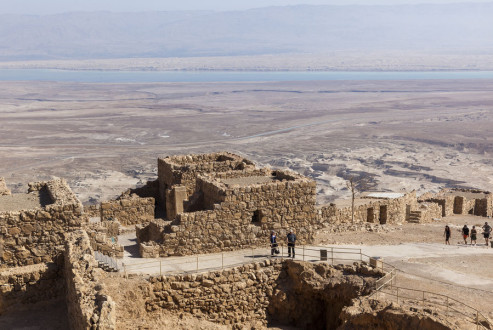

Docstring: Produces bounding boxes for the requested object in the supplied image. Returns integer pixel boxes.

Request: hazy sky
[1,0,492,15]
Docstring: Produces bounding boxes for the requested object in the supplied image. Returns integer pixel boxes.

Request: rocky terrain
[1,79,493,206]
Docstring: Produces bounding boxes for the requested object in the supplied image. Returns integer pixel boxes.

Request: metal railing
[119,244,383,278]
[95,242,490,329]
[94,250,122,272]
[372,274,491,329]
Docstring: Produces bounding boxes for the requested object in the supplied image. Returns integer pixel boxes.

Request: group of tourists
[270,230,297,258]
[444,222,492,246]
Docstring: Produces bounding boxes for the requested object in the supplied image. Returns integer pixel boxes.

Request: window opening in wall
[252,210,261,224]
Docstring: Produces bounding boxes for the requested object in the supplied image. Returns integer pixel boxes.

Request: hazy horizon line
[2,1,493,16]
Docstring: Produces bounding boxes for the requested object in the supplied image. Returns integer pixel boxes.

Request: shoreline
[1,53,493,72]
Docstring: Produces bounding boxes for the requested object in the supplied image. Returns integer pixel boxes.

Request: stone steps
[407,211,422,223]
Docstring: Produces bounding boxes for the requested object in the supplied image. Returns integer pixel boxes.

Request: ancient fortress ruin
[1,152,492,329]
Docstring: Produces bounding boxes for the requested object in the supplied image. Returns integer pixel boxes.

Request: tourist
[483,222,492,247]
[270,231,278,256]
[471,226,477,246]
[444,225,451,245]
[287,230,296,258]
[462,225,470,245]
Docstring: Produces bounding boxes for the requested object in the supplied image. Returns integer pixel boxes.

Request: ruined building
[137,152,318,257]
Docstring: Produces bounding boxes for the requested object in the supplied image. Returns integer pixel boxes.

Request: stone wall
[0,177,11,196]
[87,229,124,258]
[318,191,419,225]
[423,189,493,218]
[144,259,383,328]
[0,179,84,267]
[157,152,255,207]
[138,171,318,257]
[84,204,100,218]
[414,202,443,223]
[100,195,154,225]
[0,261,64,311]
[64,230,116,330]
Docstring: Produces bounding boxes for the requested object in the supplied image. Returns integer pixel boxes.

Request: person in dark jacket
[287,230,296,258]
[462,225,470,245]
[444,225,451,245]
[270,231,278,256]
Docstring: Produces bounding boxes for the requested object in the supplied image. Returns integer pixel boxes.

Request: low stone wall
[64,230,116,330]
[144,259,383,328]
[87,229,124,258]
[0,261,64,311]
[416,202,443,223]
[0,179,84,267]
[100,195,154,225]
[0,177,10,196]
[318,191,419,225]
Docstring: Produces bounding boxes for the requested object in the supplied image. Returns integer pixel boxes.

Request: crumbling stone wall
[318,191,419,225]
[100,195,154,225]
[0,179,84,267]
[87,229,124,258]
[84,204,100,218]
[138,170,317,257]
[64,230,116,330]
[414,202,443,223]
[0,177,10,196]
[157,152,255,208]
[0,261,64,312]
[144,259,382,329]
[424,189,493,218]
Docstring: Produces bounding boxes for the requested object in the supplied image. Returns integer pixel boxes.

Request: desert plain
[1,77,493,328]
[1,78,493,204]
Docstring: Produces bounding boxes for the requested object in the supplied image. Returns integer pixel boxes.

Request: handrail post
[159,261,162,276]
[331,247,334,265]
[476,311,479,329]
[422,291,425,312]
[196,256,199,271]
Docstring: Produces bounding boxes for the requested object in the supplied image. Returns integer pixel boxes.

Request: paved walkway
[114,231,492,286]
[116,231,363,276]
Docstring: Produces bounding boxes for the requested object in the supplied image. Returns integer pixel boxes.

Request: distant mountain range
[0,3,492,61]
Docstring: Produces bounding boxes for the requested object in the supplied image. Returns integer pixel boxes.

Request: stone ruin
[421,188,493,218]
[137,153,318,257]
[1,154,493,329]
[78,152,492,258]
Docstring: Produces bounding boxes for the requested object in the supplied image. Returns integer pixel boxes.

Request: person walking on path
[462,225,470,245]
[444,225,451,245]
[287,230,296,258]
[471,226,477,246]
[483,222,492,247]
[270,231,278,256]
